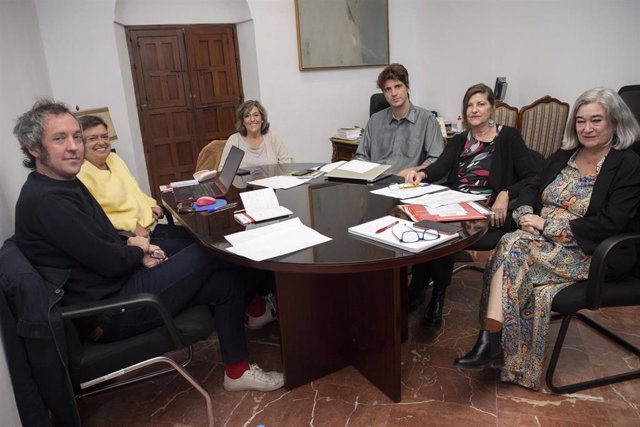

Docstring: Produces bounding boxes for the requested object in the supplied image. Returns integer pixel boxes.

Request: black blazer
[517,148,640,257]
[424,126,539,202]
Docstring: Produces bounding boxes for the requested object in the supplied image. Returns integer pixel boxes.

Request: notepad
[238,188,292,223]
[348,215,458,253]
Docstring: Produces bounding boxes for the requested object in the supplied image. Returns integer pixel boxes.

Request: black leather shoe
[424,287,445,326]
[454,330,504,371]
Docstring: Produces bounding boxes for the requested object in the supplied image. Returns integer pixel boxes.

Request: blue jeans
[96,243,248,364]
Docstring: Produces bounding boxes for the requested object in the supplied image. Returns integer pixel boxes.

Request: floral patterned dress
[480,151,602,390]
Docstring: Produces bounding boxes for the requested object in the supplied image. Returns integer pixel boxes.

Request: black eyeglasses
[391,224,440,243]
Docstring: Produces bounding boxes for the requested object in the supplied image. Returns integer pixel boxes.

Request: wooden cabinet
[330,137,360,162]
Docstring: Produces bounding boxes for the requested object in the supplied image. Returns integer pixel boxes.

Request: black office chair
[0,239,216,426]
[618,85,640,124]
[546,232,640,394]
[369,93,390,116]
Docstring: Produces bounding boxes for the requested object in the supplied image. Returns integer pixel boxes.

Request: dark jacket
[517,148,640,272]
[424,126,539,203]
[0,238,80,427]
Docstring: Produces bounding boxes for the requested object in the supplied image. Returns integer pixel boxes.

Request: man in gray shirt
[356,63,444,176]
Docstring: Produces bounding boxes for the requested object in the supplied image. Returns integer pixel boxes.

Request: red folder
[400,202,488,222]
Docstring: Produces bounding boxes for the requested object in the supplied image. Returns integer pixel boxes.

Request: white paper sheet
[319,161,346,173]
[427,204,467,217]
[401,189,487,208]
[370,183,448,199]
[248,175,311,189]
[337,159,379,173]
[239,188,292,222]
[225,218,331,261]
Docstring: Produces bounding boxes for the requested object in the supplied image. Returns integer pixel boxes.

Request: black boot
[424,286,445,327]
[454,330,504,371]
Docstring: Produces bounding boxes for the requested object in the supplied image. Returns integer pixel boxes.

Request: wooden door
[127,25,243,198]
[186,26,242,155]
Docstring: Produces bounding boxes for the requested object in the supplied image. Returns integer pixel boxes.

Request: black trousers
[97,243,248,365]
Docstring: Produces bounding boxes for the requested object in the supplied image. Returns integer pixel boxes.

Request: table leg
[275,267,403,402]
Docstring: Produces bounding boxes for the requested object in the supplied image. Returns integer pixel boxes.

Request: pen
[376,220,399,234]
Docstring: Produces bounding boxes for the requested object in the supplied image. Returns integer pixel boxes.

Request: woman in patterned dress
[404,84,538,325]
[454,87,640,390]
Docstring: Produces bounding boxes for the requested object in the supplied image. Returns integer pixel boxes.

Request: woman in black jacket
[405,83,538,325]
[453,87,640,390]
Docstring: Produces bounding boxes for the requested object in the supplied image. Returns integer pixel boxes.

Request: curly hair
[236,100,270,136]
[13,99,74,170]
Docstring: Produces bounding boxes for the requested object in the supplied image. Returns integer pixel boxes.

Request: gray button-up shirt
[355,104,444,175]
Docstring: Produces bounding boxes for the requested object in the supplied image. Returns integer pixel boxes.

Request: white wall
[35,0,640,188]
[0,0,49,423]
[418,0,640,120]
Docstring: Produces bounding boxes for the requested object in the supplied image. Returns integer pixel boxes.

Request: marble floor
[77,262,640,426]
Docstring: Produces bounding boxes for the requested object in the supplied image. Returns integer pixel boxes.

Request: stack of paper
[348,215,458,253]
[225,218,331,261]
[326,160,391,183]
[370,183,448,199]
[336,127,363,139]
[399,202,489,222]
[401,189,487,208]
[248,175,311,189]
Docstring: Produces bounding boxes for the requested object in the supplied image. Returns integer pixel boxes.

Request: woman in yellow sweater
[77,115,275,329]
[77,115,192,255]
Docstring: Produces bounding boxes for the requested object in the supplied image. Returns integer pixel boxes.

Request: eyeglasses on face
[391,224,439,243]
[84,134,110,143]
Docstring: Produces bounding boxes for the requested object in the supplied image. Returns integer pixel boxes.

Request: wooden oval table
[162,163,488,402]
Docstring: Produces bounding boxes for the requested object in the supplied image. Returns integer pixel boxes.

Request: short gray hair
[562,87,640,150]
[13,99,74,169]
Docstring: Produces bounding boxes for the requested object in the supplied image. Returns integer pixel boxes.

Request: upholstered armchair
[518,96,570,159]
[493,101,518,128]
[195,139,227,172]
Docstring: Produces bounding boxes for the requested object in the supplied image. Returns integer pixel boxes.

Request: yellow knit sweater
[77,153,158,233]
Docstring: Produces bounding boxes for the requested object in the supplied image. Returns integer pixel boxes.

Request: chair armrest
[59,293,184,348]
[162,205,175,226]
[586,232,640,309]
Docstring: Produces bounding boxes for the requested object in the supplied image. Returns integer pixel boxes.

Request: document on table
[370,183,448,199]
[248,175,311,189]
[225,218,331,261]
[338,159,379,173]
[401,189,487,208]
[348,215,458,253]
[239,187,292,222]
[319,161,346,173]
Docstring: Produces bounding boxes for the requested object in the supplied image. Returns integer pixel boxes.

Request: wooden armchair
[494,101,518,128]
[518,96,569,159]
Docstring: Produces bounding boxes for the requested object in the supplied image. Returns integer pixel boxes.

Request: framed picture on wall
[295,0,389,70]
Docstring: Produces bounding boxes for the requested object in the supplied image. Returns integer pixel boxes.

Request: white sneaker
[223,364,284,392]
[245,294,277,330]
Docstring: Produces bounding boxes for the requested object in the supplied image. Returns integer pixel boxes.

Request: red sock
[246,294,266,317]
[225,360,250,379]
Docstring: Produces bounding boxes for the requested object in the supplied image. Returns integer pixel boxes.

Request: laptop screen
[218,145,244,189]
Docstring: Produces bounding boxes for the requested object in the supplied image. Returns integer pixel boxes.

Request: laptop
[173,145,245,202]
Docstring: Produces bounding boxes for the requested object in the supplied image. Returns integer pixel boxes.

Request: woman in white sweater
[219,100,292,169]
